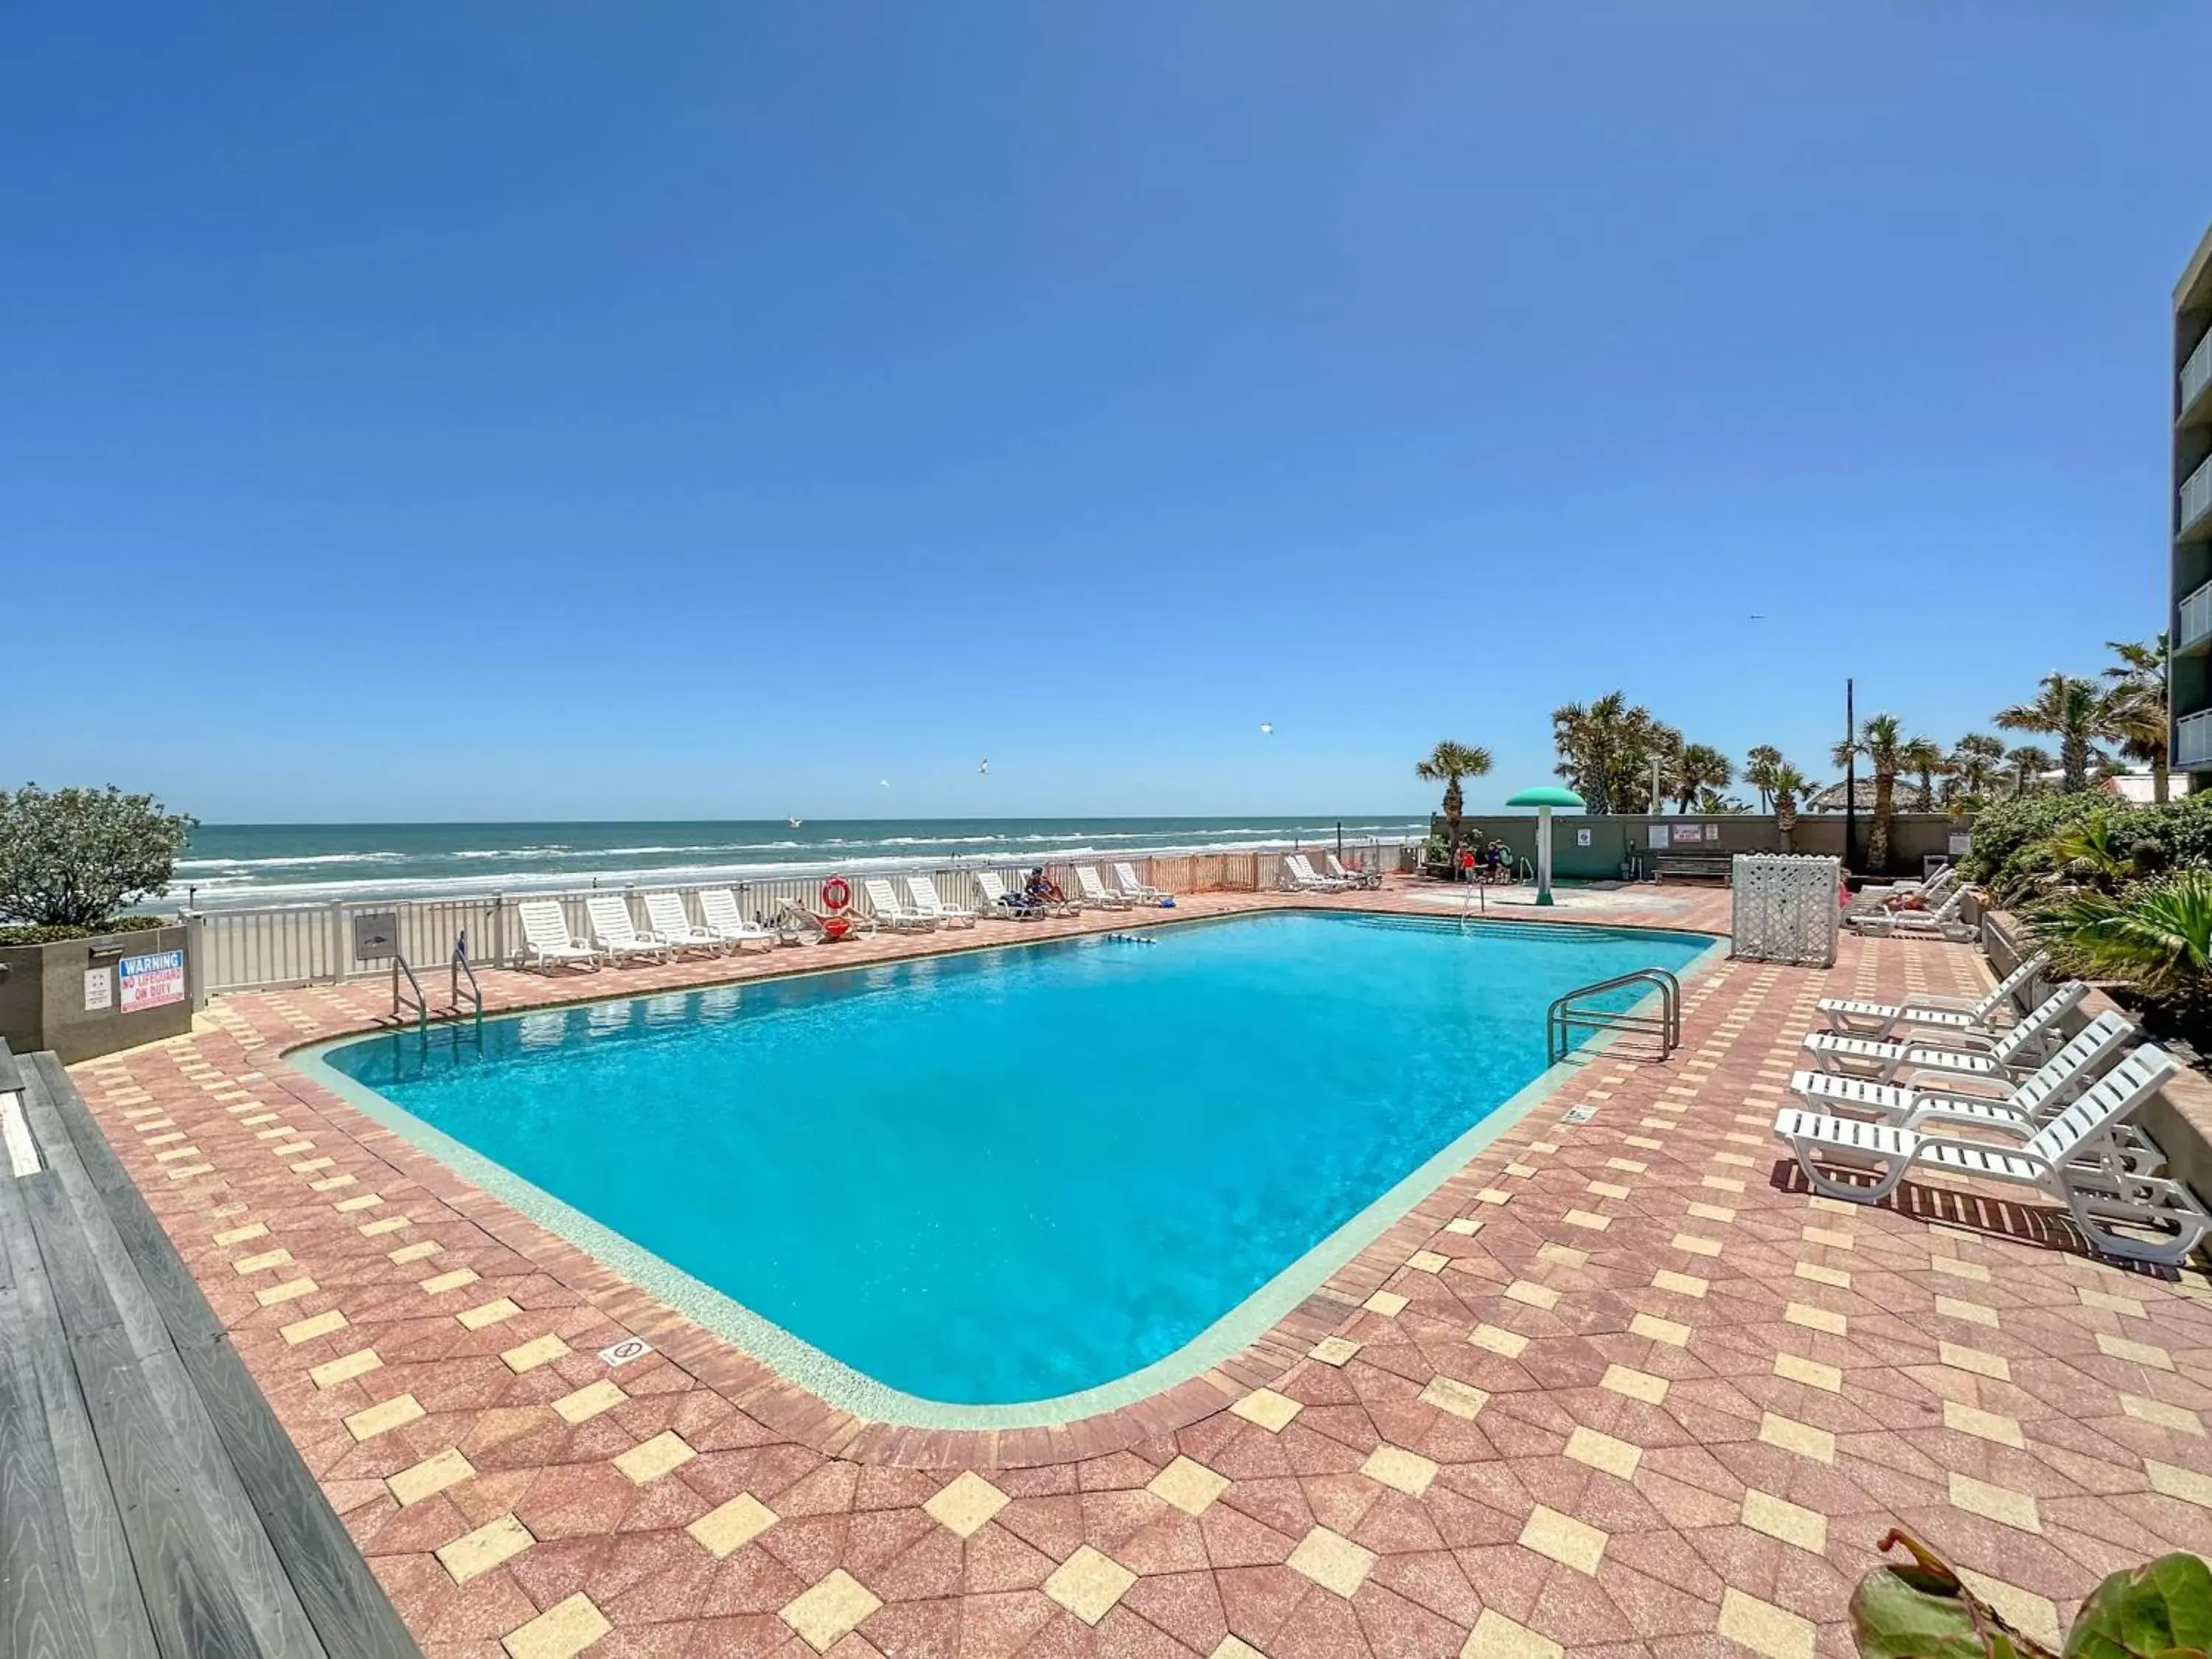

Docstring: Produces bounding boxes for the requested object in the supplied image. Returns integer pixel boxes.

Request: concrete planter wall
[1430,813,1969,883]
[0,925,193,1064]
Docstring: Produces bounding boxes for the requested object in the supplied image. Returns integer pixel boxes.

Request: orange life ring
[821,876,852,911]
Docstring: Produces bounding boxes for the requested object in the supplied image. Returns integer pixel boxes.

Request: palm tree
[1996,672,2108,793]
[1899,735,1947,813]
[2036,870,2212,1006]
[1692,787,1750,815]
[1769,762,1815,852]
[1833,713,1919,874]
[2004,744,2054,799]
[2104,635,2171,804]
[1551,694,1674,815]
[1946,733,2006,807]
[1415,740,1494,865]
[1745,745,1783,813]
[1672,744,1734,813]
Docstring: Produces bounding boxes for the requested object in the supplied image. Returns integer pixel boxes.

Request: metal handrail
[451,931,483,1020]
[391,954,428,1037]
[1547,967,1681,1065]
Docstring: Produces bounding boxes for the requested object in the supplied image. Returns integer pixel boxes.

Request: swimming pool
[305,911,1715,1424]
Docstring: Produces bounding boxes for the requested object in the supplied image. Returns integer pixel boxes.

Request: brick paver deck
[65,882,2212,1659]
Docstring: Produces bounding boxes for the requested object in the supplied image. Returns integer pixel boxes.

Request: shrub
[0,917,170,947]
[2133,838,2171,876]
[0,785,195,928]
[1961,791,2111,886]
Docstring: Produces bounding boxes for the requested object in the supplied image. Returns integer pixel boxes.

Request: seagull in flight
[978,759,990,775]
[878,779,891,790]
[1259,721,1273,736]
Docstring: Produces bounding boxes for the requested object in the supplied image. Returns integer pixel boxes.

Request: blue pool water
[319,913,1708,1410]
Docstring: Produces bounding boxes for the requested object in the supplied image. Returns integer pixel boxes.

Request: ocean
[170,817,1427,911]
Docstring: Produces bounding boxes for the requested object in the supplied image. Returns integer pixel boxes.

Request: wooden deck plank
[34,1057,414,1659]
[0,1276,105,1659]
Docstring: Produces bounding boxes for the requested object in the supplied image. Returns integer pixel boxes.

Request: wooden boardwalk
[0,1040,419,1659]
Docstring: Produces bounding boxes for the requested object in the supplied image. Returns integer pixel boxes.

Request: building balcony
[2180,709,2212,771]
[2184,580,2212,655]
[2187,325,2212,423]
[2185,453,2212,540]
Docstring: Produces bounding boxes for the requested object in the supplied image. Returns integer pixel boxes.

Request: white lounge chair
[516,899,601,973]
[1324,852,1382,891]
[975,871,1045,920]
[1817,952,2050,1037]
[585,893,671,964]
[1790,1009,2137,1131]
[641,891,724,956]
[1280,854,1354,893]
[905,873,978,929]
[1773,1046,2208,1264]
[1112,862,1169,904]
[1860,863,1959,904]
[1847,888,1972,939]
[698,888,778,951]
[1074,866,1133,909]
[863,877,936,931]
[1798,981,2086,1085]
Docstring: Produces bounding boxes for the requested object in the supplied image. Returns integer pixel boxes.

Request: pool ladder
[391,933,485,1036]
[1546,967,1681,1066]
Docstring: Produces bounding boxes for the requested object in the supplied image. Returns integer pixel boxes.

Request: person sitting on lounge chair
[1026,868,1068,907]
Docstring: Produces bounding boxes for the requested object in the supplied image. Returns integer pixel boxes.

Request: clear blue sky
[4,3,2205,823]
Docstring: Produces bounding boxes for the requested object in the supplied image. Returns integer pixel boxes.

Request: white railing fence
[185,842,1421,997]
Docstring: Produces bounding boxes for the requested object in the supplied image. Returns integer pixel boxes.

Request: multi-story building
[2171,223,2212,785]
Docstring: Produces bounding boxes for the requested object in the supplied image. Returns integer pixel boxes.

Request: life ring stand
[821,876,852,911]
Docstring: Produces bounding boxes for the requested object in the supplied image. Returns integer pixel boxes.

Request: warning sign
[119,950,185,1012]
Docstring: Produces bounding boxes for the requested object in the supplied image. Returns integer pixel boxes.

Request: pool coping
[286,908,1728,1442]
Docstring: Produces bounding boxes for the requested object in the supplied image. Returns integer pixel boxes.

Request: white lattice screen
[1730,853,1840,967]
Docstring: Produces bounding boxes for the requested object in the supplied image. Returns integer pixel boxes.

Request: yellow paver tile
[308,1174,355,1192]
[335,1193,383,1213]
[1702,1175,1745,1194]
[1956,1572,2062,1650]
[286,1153,330,1170]
[552,1380,625,1423]
[389,1447,476,1506]
[2080,1287,2146,1317]
[1470,1323,1529,1358]
[232,1248,292,1275]
[1631,1312,1691,1347]
[1601,1364,1668,1404]
[501,1333,571,1373]
[1444,1217,1483,1235]
[1652,1270,1707,1298]
[1505,1279,1559,1310]
[1407,1251,1450,1273]
[1229,1388,1302,1432]
[388,1239,442,1265]
[1585,1182,1630,1201]
[1944,1399,2024,1448]
[1476,1188,1511,1205]
[1950,1472,2041,1532]
[1286,1526,1376,1599]
[2148,1460,2212,1509]
[213,1221,268,1246]
[1310,1335,1360,1366]
[502,1592,610,1659]
[1563,1426,1640,1480]
[345,1392,425,1441]
[459,1298,522,1330]
[689,1492,779,1557]
[1462,1610,1562,1659]
[1940,1340,2011,1381]
[1364,1290,1409,1317]
[1801,1225,1854,1250]
[2122,1394,2203,1436]
[1719,1587,1814,1659]
[1147,1455,1230,1517]
[1537,1242,1587,1268]
[614,1430,695,1484]
[438,1514,534,1585]
[1214,1641,1268,1659]
[1044,1545,1138,1623]
[420,1267,479,1295]
[256,1277,316,1307]
[925,1470,1009,1537]
[1672,1234,1722,1257]
[1742,1489,1826,1553]
[281,1309,347,1345]
[2099,1333,2174,1369]
[1518,1505,1606,1575]
[1794,1262,1851,1288]
[1931,1256,1990,1283]
[1774,1353,1841,1393]
[360,1216,408,1237]
[1759,1412,1834,1464]
[310,1348,382,1389]
[1419,1375,1489,1419]
[1784,1301,1846,1335]
[1561,1209,1612,1231]
[1937,1295,2000,1329]
[1362,1444,1439,1497]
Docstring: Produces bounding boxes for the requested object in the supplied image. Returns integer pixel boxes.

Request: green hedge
[1965,790,2212,900]
[0,916,171,947]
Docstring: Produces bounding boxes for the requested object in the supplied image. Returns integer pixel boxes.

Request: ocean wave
[175,851,408,871]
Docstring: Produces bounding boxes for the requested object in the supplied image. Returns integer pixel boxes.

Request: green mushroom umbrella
[1503,786,1586,906]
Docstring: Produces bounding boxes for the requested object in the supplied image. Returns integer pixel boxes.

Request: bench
[1653,852,1733,883]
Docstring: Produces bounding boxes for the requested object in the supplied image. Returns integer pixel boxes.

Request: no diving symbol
[598,1337,653,1368]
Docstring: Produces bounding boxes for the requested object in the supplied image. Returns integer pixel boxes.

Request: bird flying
[1259,722,1273,735]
